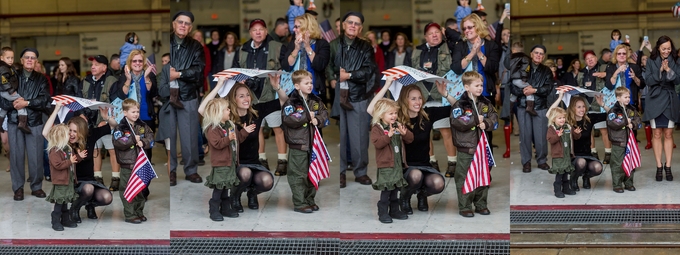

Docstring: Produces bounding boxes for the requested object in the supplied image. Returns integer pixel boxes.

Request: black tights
[73,184,113,209]
[405,169,445,195]
[573,158,603,178]
[236,167,274,194]
[380,189,398,203]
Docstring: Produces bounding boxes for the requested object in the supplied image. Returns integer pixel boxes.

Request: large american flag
[463,131,495,194]
[146,53,157,75]
[382,68,419,86]
[309,126,331,189]
[319,19,337,43]
[123,150,157,202]
[52,95,85,111]
[622,129,641,177]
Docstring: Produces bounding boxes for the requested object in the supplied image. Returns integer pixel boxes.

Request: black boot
[70,205,82,223]
[220,197,239,218]
[445,161,456,178]
[389,200,408,220]
[416,190,429,211]
[562,180,575,195]
[275,159,288,176]
[430,160,440,172]
[603,152,611,164]
[51,211,64,231]
[665,163,673,181]
[208,199,224,221]
[554,180,565,198]
[60,206,77,228]
[377,201,392,223]
[570,172,580,192]
[85,204,98,219]
[247,189,259,210]
[400,190,413,215]
[582,176,591,189]
[231,190,244,213]
[656,166,664,182]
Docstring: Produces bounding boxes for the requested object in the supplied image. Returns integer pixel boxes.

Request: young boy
[606,87,640,193]
[281,70,329,213]
[0,47,29,133]
[450,71,497,218]
[112,98,154,224]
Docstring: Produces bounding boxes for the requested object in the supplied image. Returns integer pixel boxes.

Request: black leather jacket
[0,70,51,127]
[57,75,82,97]
[510,62,554,110]
[327,35,376,102]
[170,33,205,102]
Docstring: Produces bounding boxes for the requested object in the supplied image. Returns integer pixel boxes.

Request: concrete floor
[509,131,680,205]
[0,146,170,240]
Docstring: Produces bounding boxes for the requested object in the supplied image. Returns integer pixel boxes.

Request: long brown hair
[67,116,88,152]
[219,32,241,52]
[388,33,412,53]
[226,83,258,125]
[57,57,79,84]
[396,85,429,130]
[567,96,590,127]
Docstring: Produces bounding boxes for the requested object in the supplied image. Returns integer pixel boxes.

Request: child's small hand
[556,128,563,137]
[243,123,256,133]
[311,118,318,126]
[478,115,484,123]
[387,125,395,137]
[397,123,408,135]
[70,154,78,164]
[478,122,486,130]
[228,131,236,140]
[78,149,87,159]
[628,123,633,129]
[137,140,144,148]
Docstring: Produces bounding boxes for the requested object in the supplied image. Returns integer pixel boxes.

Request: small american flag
[463,131,494,194]
[622,129,641,177]
[146,54,157,75]
[309,126,331,189]
[123,150,157,202]
[52,95,85,111]
[488,24,497,40]
[319,19,337,43]
[382,68,419,86]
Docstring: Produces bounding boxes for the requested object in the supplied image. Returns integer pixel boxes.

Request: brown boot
[169,88,184,109]
[525,100,538,116]
[339,89,354,110]
[18,115,31,134]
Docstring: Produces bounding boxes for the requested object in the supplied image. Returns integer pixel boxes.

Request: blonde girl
[546,108,579,198]
[45,124,80,231]
[201,97,246,221]
[370,98,412,223]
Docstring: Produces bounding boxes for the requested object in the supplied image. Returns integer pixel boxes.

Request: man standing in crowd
[581,50,609,161]
[83,55,120,189]
[168,11,205,186]
[2,48,50,201]
[328,12,376,188]
[109,54,122,77]
[232,19,287,173]
[598,48,612,66]
[270,18,290,43]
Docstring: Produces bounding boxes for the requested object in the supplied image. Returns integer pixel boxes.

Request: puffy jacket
[112,118,154,169]
[170,33,205,102]
[327,35,377,102]
[281,90,329,151]
[510,62,553,110]
[451,39,501,96]
[57,75,82,97]
[450,93,498,154]
[0,69,51,127]
[280,38,331,97]
[606,103,641,146]
[233,35,282,103]
[83,70,118,102]
[411,42,451,102]
[0,61,18,94]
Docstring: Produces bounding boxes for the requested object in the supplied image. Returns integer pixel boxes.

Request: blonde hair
[125,49,148,70]
[612,44,630,64]
[202,98,231,133]
[295,14,322,40]
[371,98,399,125]
[461,14,489,41]
[615,86,630,98]
[462,71,484,87]
[547,107,567,127]
[122,98,140,111]
[292,70,313,85]
[46,124,71,152]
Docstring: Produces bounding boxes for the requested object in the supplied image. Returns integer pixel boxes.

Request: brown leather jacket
[547,125,580,159]
[370,123,414,169]
[450,94,498,154]
[112,118,154,169]
[281,90,329,151]
[205,122,249,167]
[606,103,641,147]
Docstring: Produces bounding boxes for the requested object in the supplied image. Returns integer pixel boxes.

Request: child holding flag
[198,76,250,221]
[281,70,329,214]
[450,71,497,218]
[112,98,154,224]
[45,124,80,231]
[605,87,641,193]
[546,107,578,198]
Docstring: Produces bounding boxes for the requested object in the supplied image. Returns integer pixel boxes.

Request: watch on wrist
[479,55,485,61]
[178,72,182,78]
[307,50,313,56]
[348,72,352,79]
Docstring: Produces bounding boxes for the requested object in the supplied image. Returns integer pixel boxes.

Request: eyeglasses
[22,56,37,60]
[616,52,627,55]
[462,25,475,32]
[293,25,300,29]
[131,59,144,63]
[345,20,362,27]
[175,20,192,27]
[532,51,545,56]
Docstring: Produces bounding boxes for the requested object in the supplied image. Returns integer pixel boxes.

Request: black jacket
[233,35,282,102]
[170,33,205,102]
[445,27,461,53]
[510,62,554,110]
[451,39,501,96]
[83,70,118,103]
[280,39,331,96]
[112,118,153,169]
[327,36,377,102]
[213,46,240,73]
[0,70,51,126]
[606,103,641,146]
[109,72,159,120]
[56,75,82,97]
[385,48,413,69]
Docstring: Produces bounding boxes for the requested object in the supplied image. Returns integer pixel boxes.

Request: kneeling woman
[44,103,118,222]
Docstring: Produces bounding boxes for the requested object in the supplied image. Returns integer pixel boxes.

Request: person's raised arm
[367,75,395,116]
[199,76,227,115]
[270,73,288,106]
[546,90,564,117]
[42,102,63,137]
[436,80,458,106]
[99,106,118,128]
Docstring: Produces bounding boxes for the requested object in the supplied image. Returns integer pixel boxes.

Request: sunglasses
[132,59,144,63]
[616,52,627,56]
[462,26,475,32]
